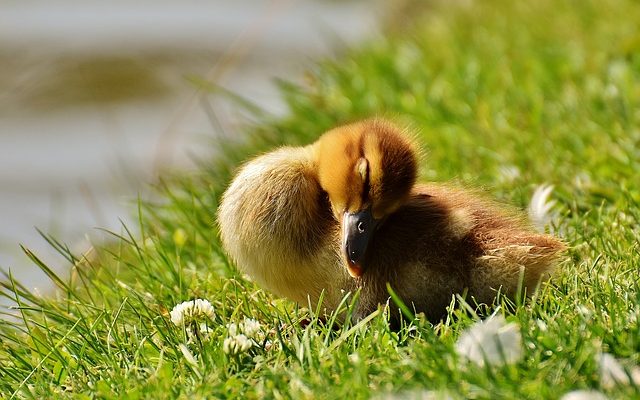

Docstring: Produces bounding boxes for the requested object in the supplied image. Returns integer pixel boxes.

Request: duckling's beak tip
[342,209,377,279]
[347,263,363,278]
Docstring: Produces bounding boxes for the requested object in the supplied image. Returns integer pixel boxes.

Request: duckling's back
[217,147,352,310]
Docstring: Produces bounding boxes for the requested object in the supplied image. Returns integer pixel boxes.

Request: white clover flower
[223,317,266,356]
[227,322,239,337]
[241,318,262,339]
[227,318,263,339]
[528,184,557,233]
[223,334,253,355]
[371,389,453,400]
[456,315,523,367]
[170,299,215,327]
[598,352,640,388]
[560,390,608,400]
[632,368,640,386]
[599,352,628,388]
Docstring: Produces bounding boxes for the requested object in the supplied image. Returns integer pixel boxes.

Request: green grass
[2,0,640,398]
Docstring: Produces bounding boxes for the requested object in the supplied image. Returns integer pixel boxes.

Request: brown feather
[356,183,566,322]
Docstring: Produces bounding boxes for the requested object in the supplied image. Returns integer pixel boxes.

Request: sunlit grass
[1,0,640,398]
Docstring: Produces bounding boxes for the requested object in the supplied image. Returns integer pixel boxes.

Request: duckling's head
[314,119,418,278]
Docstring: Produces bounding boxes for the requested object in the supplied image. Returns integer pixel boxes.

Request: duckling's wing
[413,183,566,301]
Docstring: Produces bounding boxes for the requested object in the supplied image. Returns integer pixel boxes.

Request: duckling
[313,119,566,322]
[218,119,565,322]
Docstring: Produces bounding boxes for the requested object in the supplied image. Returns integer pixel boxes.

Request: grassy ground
[2,0,640,398]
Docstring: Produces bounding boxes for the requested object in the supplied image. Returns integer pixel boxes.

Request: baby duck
[314,120,565,321]
[218,119,566,322]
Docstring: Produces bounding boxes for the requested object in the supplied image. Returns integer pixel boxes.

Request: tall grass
[1,0,639,398]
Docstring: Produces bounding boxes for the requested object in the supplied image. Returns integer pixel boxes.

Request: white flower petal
[536,319,548,332]
[169,299,215,327]
[223,337,234,354]
[223,334,254,355]
[170,305,184,326]
[455,315,523,367]
[241,318,262,339]
[371,389,453,400]
[599,352,630,388]
[528,184,557,233]
[560,390,608,400]
[199,323,212,335]
[631,366,640,386]
[227,323,238,337]
[237,334,253,352]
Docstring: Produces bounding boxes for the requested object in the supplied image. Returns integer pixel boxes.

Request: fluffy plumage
[217,119,566,322]
[217,146,353,311]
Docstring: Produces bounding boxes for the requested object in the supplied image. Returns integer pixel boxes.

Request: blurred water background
[0,0,380,295]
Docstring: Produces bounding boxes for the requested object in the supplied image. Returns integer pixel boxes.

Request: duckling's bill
[342,209,378,277]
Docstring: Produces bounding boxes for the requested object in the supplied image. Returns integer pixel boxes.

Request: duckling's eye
[356,157,371,204]
[356,158,368,182]
[357,221,366,233]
